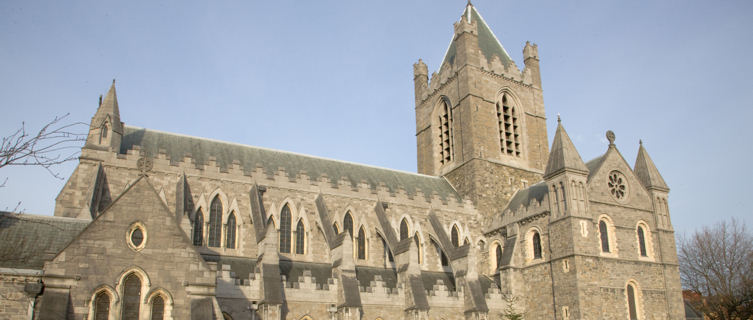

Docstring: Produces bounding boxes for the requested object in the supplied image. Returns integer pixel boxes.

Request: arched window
[93,291,110,320]
[637,226,647,257]
[208,196,223,247]
[463,237,470,246]
[496,94,521,157]
[627,284,638,320]
[399,218,409,241]
[279,204,292,253]
[552,185,560,216]
[332,222,339,235]
[295,219,305,254]
[267,215,276,228]
[100,123,108,143]
[414,234,422,264]
[495,244,503,269]
[357,227,366,260]
[560,182,567,212]
[451,225,460,248]
[226,212,237,249]
[532,232,542,259]
[343,212,354,238]
[599,220,610,253]
[150,295,164,320]
[193,211,204,246]
[121,273,141,320]
[437,99,453,165]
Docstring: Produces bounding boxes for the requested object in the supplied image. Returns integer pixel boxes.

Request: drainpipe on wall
[24,281,43,320]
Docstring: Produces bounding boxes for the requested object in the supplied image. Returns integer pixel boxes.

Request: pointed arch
[267,215,277,229]
[599,220,610,253]
[193,210,204,246]
[495,243,503,269]
[399,218,409,241]
[121,273,142,320]
[414,232,423,264]
[496,90,522,157]
[343,211,354,238]
[226,211,237,249]
[143,288,173,320]
[208,196,223,247]
[88,285,118,320]
[636,221,653,259]
[625,280,643,320]
[598,215,618,257]
[332,222,340,235]
[279,204,292,253]
[451,224,460,248]
[295,219,305,254]
[357,226,367,260]
[435,97,454,165]
[525,227,544,262]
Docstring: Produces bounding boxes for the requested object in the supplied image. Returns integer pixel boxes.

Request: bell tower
[414,3,549,217]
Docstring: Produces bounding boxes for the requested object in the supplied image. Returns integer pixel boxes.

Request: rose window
[608,171,627,200]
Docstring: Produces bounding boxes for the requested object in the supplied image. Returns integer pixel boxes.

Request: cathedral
[0,3,685,319]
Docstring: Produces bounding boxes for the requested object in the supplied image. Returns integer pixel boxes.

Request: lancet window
[343,212,354,238]
[93,291,110,320]
[208,196,222,247]
[400,218,409,241]
[121,273,141,320]
[226,212,236,249]
[193,211,204,246]
[296,219,305,254]
[150,295,164,320]
[279,204,292,253]
[357,227,366,260]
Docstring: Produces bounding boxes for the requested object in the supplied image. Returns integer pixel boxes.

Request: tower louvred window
[497,94,521,157]
[438,99,453,165]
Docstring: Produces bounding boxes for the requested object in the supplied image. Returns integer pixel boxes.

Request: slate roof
[0,212,88,270]
[121,126,461,202]
[441,4,513,68]
[585,153,607,179]
[356,266,398,290]
[505,182,548,212]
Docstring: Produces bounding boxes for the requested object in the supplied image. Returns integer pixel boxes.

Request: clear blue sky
[1,0,751,237]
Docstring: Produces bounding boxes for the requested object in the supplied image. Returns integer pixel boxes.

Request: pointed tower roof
[440,3,513,67]
[634,141,669,191]
[544,117,588,179]
[90,80,123,134]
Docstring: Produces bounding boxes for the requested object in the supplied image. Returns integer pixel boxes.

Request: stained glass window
[296,219,305,254]
[279,204,292,253]
[226,212,236,249]
[193,211,204,246]
[208,196,222,247]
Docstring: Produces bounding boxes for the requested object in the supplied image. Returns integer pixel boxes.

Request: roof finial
[639,139,643,146]
[557,113,561,123]
[467,0,472,6]
[606,130,616,146]
[112,78,116,85]
[98,94,102,106]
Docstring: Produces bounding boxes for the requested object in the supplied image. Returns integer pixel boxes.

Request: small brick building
[0,3,685,320]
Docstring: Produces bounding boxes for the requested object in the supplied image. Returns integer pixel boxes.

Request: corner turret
[413,59,428,103]
[634,140,672,230]
[85,80,123,153]
[544,117,588,218]
[523,41,541,88]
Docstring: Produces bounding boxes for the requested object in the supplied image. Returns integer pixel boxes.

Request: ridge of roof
[123,125,442,180]
[121,126,462,202]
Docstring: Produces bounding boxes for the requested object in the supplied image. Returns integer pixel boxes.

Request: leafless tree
[1,113,86,188]
[679,218,753,320]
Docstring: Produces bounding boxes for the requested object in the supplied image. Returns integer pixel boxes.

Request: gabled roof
[544,120,588,179]
[633,141,669,191]
[441,4,513,68]
[0,212,88,269]
[121,126,461,202]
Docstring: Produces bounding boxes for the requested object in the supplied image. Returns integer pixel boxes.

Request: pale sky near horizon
[1,0,751,237]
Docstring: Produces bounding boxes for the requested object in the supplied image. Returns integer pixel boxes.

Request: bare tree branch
[0,113,86,182]
[679,218,753,320]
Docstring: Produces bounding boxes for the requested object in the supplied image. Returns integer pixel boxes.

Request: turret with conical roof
[634,141,673,230]
[85,80,123,153]
[543,117,589,218]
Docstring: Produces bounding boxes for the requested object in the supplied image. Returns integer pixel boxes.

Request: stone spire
[90,80,122,135]
[634,141,669,191]
[544,117,588,179]
[85,80,123,152]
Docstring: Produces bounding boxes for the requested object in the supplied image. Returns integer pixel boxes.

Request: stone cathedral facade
[0,3,685,320]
